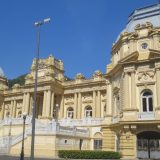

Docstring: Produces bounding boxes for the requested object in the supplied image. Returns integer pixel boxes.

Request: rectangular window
[149,97,153,112]
[94,140,102,150]
[143,98,147,112]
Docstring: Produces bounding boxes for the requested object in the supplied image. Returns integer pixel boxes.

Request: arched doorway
[137,131,160,159]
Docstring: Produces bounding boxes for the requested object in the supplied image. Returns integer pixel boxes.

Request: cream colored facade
[0,3,160,159]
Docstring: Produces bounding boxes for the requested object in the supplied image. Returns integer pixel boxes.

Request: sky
[0,0,158,79]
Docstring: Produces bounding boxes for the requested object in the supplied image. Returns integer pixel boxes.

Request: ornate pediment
[148,49,160,59]
[119,51,139,64]
[137,70,155,83]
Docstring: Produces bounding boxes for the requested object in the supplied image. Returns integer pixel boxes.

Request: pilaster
[46,90,51,118]
[96,90,101,118]
[74,93,77,119]
[13,100,16,118]
[50,92,55,118]
[156,62,160,108]
[77,92,82,119]
[25,93,30,114]
[11,100,14,117]
[0,103,5,120]
[42,91,47,117]
[131,70,136,109]
[106,80,112,116]
[22,93,26,113]
[123,72,129,109]
[93,91,96,118]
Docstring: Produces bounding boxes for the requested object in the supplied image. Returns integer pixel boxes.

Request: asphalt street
[0,155,55,160]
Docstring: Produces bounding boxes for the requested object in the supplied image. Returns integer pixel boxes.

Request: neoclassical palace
[0,3,160,159]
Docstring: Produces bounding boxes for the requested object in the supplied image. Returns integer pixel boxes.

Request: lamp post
[30,18,51,160]
[20,112,27,160]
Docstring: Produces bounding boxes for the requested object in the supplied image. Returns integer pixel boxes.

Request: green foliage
[58,150,121,159]
[8,74,27,88]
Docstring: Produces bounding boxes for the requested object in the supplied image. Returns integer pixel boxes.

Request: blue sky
[0,0,158,79]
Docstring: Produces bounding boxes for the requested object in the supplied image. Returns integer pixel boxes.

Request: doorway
[137,131,160,159]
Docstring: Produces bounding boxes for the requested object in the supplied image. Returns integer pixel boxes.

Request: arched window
[85,106,92,118]
[67,107,74,119]
[141,90,153,112]
[93,132,102,150]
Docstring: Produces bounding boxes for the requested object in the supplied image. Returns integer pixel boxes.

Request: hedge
[58,150,121,159]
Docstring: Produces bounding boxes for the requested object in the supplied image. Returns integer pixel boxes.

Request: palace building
[0,3,160,159]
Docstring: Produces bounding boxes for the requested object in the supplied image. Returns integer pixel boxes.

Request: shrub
[58,150,121,159]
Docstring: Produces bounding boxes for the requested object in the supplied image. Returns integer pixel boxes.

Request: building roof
[116,3,160,42]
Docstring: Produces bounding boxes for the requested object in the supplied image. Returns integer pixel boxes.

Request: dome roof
[115,4,160,42]
[0,67,5,77]
[125,4,160,33]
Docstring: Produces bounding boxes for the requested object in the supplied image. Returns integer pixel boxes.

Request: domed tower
[107,3,160,72]
[104,4,160,159]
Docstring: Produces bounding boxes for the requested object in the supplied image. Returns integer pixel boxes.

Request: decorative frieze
[64,86,106,94]
[64,95,74,105]
[137,70,155,82]
[4,96,23,101]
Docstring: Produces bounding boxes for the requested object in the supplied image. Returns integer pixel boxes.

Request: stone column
[11,100,14,117]
[131,71,136,109]
[74,93,77,119]
[59,94,64,119]
[93,91,96,118]
[46,90,51,118]
[123,72,129,109]
[0,103,4,120]
[106,80,112,116]
[29,96,33,115]
[96,90,101,118]
[22,93,26,113]
[77,93,82,119]
[42,91,47,117]
[156,63,160,108]
[13,100,17,117]
[25,93,30,114]
[50,92,55,118]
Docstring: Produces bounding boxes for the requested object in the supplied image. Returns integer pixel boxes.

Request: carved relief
[82,93,92,103]
[92,70,103,80]
[127,32,138,40]
[134,22,153,30]
[75,73,85,80]
[64,95,74,105]
[137,70,155,82]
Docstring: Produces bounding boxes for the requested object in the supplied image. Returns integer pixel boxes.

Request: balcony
[138,112,155,120]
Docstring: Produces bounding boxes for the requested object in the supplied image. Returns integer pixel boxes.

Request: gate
[137,131,160,159]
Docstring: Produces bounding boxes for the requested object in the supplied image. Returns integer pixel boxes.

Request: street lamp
[30,18,51,160]
[20,112,27,160]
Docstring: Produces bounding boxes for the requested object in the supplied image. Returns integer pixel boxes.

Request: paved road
[0,155,139,160]
[0,155,56,160]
